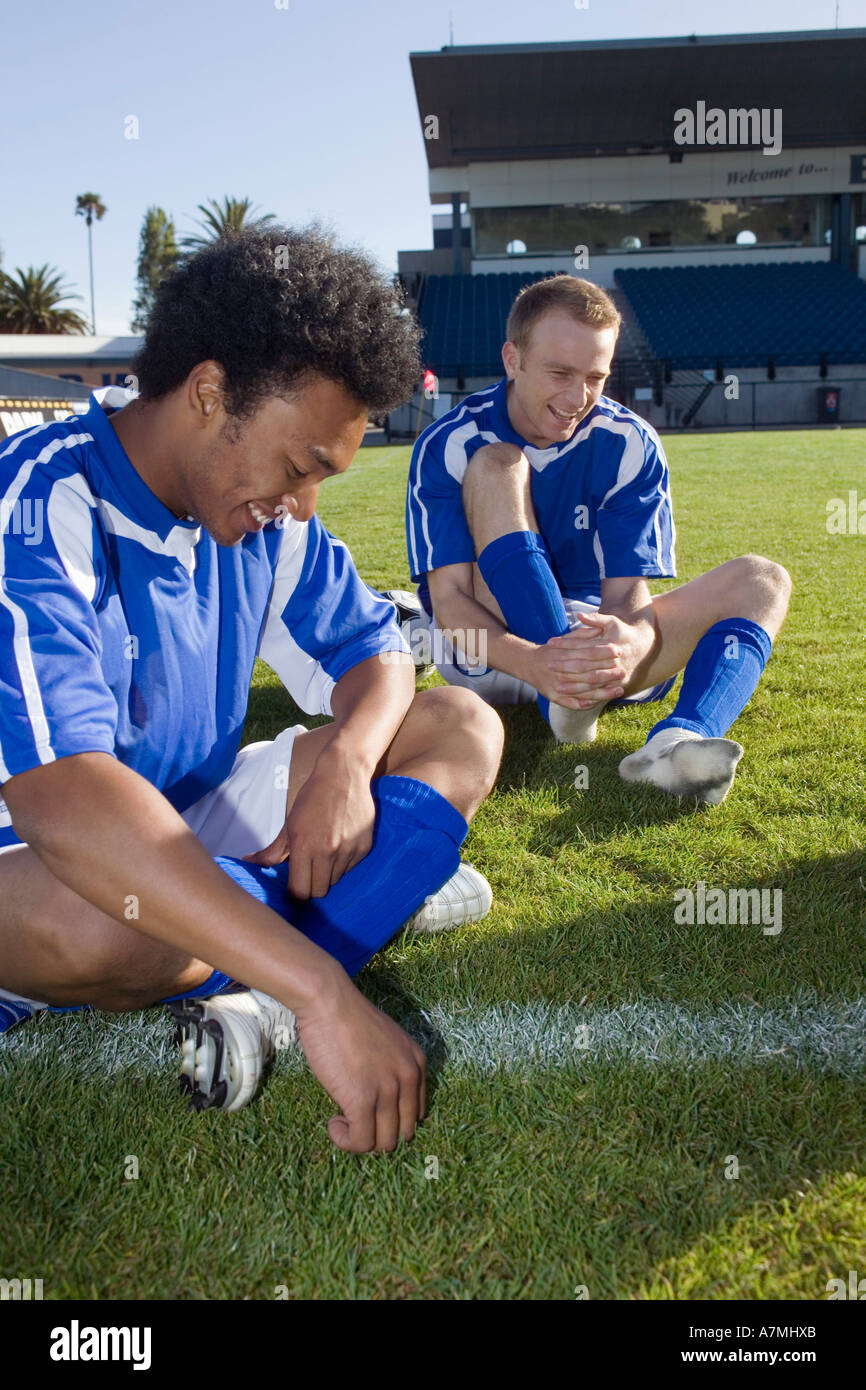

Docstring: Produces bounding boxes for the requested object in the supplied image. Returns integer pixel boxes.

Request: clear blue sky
[0,0,857,334]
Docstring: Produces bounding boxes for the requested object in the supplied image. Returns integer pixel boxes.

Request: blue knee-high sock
[649,618,772,741]
[9,779,467,1019]
[477,531,569,645]
[160,970,240,1005]
[212,775,468,980]
[477,531,570,724]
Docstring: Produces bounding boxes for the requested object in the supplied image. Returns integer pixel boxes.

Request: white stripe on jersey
[0,433,94,780]
[598,424,646,507]
[98,498,201,577]
[408,387,498,577]
[46,473,99,603]
[592,529,606,581]
[257,518,333,716]
[443,422,483,485]
[0,420,67,464]
[578,411,675,576]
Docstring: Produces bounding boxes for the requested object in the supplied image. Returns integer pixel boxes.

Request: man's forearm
[5,753,346,1014]
[600,581,659,672]
[324,651,417,775]
[431,586,539,687]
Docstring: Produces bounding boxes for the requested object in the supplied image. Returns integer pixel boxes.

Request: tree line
[0,196,275,336]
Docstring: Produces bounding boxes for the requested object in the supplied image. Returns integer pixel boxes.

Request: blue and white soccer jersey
[0,387,408,855]
[405,378,677,705]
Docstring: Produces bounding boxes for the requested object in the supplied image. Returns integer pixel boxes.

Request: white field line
[417,998,866,1074]
[1,995,865,1079]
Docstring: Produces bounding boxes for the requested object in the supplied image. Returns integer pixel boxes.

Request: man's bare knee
[728,553,792,616]
[465,696,505,796]
[97,969,205,1013]
[411,686,503,795]
[71,921,208,1011]
[462,443,533,541]
[464,441,529,479]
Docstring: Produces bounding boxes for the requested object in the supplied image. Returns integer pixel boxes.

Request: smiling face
[179,371,369,546]
[502,310,618,448]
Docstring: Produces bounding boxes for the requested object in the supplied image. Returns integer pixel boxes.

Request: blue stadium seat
[417,263,866,375]
[419,271,551,376]
[614,262,866,368]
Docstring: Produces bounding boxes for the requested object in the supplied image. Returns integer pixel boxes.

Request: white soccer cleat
[546,699,606,746]
[170,988,299,1113]
[618,727,744,805]
[407,862,493,934]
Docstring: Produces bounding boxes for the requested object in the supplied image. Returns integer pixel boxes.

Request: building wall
[645,364,866,429]
[0,336,141,389]
[422,366,866,431]
[15,364,136,388]
[470,245,832,286]
[430,145,866,208]
[399,248,471,279]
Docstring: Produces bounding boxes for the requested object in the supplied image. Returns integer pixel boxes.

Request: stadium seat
[417,263,866,377]
[419,271,552,376]
[614,262,866,368]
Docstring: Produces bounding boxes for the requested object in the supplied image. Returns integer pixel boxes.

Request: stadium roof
[0,365,91,399]
[0,335,140,365]
[410,29,866,167]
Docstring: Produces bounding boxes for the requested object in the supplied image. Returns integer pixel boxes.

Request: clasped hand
[540,610,648,708]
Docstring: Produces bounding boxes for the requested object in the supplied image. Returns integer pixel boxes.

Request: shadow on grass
[241,678,326,745]
[381,847,866,1014]
[495,703,727,847]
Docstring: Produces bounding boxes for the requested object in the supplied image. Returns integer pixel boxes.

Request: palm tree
[75,192,107,332]
[0,265,88,334]
[180,196,275,252]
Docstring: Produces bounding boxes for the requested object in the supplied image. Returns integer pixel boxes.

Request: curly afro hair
[133,224,421,417]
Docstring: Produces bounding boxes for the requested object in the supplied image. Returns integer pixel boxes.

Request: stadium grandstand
[398,29,866,430]
[0,364,90,441]
[0,336,139,440]
[0,335,138,393]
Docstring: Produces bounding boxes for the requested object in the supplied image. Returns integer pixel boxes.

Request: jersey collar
[488,377,599,470]
[84,389,201,543]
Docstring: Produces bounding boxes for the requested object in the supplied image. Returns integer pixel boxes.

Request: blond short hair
[506,275,621,350]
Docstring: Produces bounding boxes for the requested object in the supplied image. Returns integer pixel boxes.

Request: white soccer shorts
[0,723,308,864]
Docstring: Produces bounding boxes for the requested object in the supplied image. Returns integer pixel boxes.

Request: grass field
[1,429,865,1301]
